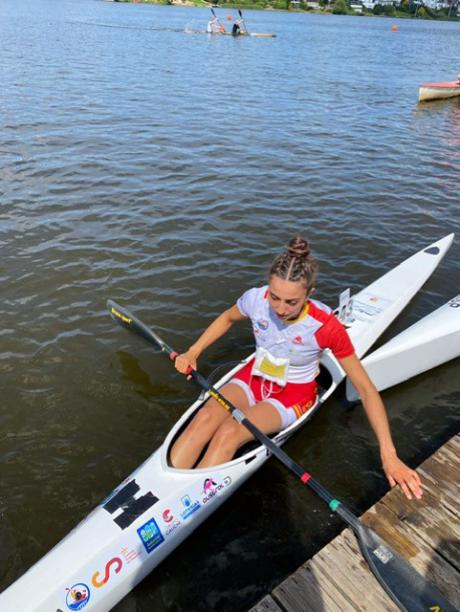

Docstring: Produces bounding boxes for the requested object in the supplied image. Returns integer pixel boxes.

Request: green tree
[333,0,348,12]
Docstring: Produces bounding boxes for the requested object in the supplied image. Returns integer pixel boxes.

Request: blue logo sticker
[137,517,165,554]
[180,494,201,519]
[66,583,90,610]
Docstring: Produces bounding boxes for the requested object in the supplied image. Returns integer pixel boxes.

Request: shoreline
[109,0,460,21]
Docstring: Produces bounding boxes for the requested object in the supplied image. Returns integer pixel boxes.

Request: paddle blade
[107,299,172,355]
[355,523,456,611]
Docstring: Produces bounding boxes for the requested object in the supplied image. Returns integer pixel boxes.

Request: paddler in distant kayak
[232,18,246,36]
[207,16,225,34]
[171,236,423,501]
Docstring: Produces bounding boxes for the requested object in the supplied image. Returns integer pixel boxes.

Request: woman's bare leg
[196,401,282,468]
[170,383,250,469]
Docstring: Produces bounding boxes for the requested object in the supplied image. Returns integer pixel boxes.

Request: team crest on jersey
[256,319,269,331]
[293,336,304,345]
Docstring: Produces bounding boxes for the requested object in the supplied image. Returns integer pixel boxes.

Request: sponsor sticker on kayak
[202,476,232,504]
[351,293,392,321]
[180,494,201,519]
[65,583,90,610]
[121,546,141,563]
[137,517,164,554]
[92,557,123,588]
[161,508,181,536]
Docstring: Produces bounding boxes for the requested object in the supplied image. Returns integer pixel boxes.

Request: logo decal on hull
[92,557,123,588]
[137,517,165,554]
[161,508,181,535]
[180,494,201,519]
[121,547,141,564]
[65,583,90,610]
[201,477,232,503]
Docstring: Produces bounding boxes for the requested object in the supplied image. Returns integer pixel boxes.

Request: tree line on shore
[206,0,459,19]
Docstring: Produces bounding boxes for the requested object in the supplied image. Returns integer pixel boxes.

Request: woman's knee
[211,420,246,454]
[191,401,224,431]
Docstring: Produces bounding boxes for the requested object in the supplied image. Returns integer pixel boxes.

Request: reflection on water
[0,0,459,610]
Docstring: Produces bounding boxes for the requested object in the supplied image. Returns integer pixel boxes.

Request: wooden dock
[250,433,459,612]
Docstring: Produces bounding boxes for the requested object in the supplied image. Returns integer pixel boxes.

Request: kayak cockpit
[163,361,334,469]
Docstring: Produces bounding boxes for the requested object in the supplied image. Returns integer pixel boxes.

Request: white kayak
[0,234,454,612]
[418,80,460,102]
[187,29,277,38]
[346,294,460,402]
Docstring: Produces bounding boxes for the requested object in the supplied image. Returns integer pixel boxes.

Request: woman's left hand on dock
[383,454,423,500]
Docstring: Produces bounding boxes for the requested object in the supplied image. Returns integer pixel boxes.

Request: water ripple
[1,1,460,609]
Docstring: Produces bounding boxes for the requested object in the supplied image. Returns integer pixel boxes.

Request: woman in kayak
[171,236,422,501]
[232,18,246,36]
[207,16,225,34]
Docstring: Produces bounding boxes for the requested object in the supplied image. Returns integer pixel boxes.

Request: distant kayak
[187,29,276,38]
[419,80,460,102]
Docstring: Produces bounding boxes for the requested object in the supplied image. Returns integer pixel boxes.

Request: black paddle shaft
[106,301,336,504]
[107,299,456,612]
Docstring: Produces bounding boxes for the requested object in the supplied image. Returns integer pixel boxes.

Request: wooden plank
[272,528,398,611]
[249,594,283,612]
[363,501,459,608]
[378,473,460,564]
[251,435,460,611]
[416,440,460,518]
[443,433,459,456]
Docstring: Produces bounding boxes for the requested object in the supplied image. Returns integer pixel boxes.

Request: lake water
[1,0,459,610]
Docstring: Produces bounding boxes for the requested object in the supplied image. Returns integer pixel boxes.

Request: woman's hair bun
[287,236,310,260]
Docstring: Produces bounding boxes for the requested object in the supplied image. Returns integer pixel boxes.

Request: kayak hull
[0,359,327,612]
[419,81,460,102]
[188,29,276,38]
[0,234,454,612]
[346,295,460,402]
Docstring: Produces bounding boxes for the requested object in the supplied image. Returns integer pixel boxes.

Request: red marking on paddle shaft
[300,473,311,484]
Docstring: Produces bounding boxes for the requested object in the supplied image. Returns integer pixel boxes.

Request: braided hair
[269,236,318,294]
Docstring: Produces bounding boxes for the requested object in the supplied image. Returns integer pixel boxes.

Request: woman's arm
[175,304,247,374]
[339,353,423,501]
